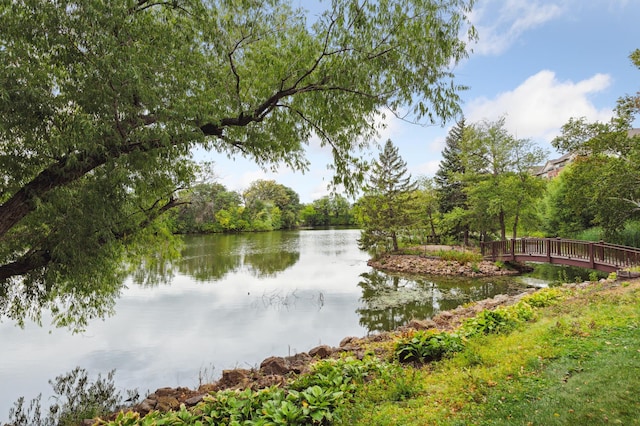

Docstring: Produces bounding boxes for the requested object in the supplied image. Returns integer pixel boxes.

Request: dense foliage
[357,120,549,251]
[460,118,547,241]
[299,195,356,228]
[172,180,304,233]
[169,181,355,232]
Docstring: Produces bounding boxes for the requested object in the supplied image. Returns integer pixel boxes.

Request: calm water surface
[1,229,529,420]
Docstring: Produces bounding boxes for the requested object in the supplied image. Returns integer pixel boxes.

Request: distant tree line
[169,179,356,233]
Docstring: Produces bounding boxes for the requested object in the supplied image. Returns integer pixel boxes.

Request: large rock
[218,368,251,389]
[136,398,155,415]
[285,352,312,374]
[405,318,437,330]
[184,394,204,406]
[339,336,359,347]
[155,395,180,411]
[308,345,333,359]
[260,356,290,375]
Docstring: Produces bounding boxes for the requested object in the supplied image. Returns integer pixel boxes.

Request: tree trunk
[499,210,506,241]
[428,210,438,243]
[391,231,399,252]
[512,200,523,240]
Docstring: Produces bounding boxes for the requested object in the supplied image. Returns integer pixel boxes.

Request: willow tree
[0,0,475,328]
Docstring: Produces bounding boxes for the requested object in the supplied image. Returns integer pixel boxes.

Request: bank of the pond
[92,277,640,425]
[103,283,540,420]
[95,250,525,421]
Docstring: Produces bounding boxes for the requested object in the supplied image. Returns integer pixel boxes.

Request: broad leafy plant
[395,330,465,364]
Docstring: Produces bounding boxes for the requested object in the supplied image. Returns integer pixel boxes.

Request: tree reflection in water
[357,270,527,333]
[177,232,300,281]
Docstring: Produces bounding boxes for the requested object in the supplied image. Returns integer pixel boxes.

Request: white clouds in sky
[471,0,565,56]
[465,70,614,142]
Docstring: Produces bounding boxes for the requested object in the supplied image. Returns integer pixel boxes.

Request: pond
[1,229,537,421]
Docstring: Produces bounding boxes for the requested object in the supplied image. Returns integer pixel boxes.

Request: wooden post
[511,239,516,261]
[589,242,595,269]
[546,238,551,263]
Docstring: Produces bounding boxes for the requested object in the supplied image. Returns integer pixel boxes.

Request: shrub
[395,330,465,364]
[290,356,385,392]
[462,302,534,337]
[431,249,483,264]
[521,288,565,308]
[7,367,138,426]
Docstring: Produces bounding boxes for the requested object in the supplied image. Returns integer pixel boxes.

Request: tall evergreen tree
[434,118,470,244]
[357,139,417,251]
[435,118,466,213]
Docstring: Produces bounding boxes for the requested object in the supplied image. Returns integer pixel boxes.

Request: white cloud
[413,159,442,177]
[471,0,565,56]
[427,134,447,154]
[465,70,614,142]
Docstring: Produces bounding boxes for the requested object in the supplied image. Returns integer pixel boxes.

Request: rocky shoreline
[367,253,520,277]
[123,289,532,419]
[119,290,535,419]
[101,251,530,422]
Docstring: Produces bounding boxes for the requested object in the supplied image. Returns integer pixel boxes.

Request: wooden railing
[480,238,640,273]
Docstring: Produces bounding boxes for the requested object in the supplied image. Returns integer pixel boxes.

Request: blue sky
[197,0,640,203]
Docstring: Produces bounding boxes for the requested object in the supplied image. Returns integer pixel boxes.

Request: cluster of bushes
[431,249,483,264]
[394,288,565,364]
[98,357,385,426]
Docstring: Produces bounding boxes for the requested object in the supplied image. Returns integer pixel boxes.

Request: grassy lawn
[335,281,640,426]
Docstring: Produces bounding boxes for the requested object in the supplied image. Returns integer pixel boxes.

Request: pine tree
[435,118,467,213]
[434,118,471,245]
[357,139,417,251]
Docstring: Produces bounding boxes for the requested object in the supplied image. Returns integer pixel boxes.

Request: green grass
[334,283,640,426]
[574,221,640,248]
[483,329,639,425]
[431,249,483,264]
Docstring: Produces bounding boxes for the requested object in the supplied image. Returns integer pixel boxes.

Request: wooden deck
[480,238,640,273]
